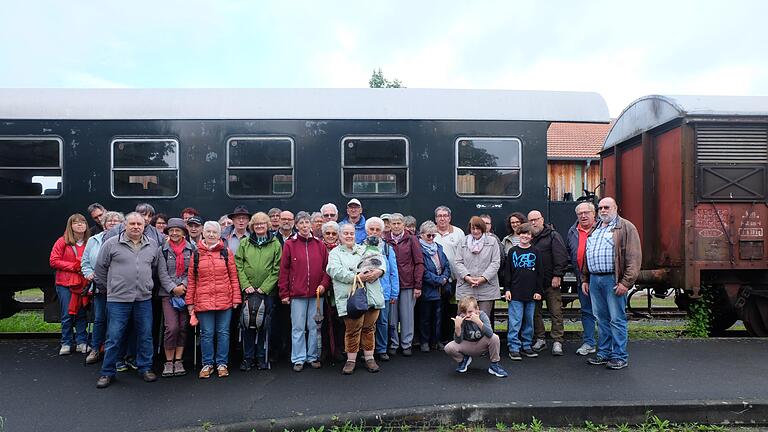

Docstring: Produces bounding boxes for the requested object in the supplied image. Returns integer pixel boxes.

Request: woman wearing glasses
[418,220,452,352]
[501,212,528,255]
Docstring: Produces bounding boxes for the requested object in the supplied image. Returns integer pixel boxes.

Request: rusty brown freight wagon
[600,95,768,336]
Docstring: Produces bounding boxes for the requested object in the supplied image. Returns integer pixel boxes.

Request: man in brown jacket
[582,197,641,370]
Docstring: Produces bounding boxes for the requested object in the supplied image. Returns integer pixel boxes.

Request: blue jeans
[56,285,87,346]
[197,309,233,367]
[375,301,390,354]
[418,299,442,346]
[578,280,597,347]
[507,300,535,352]
[90,293,107,351]
[100,300,154,377]
[242,295,274,364]
[589,273,628,361]
[290,297,322,364]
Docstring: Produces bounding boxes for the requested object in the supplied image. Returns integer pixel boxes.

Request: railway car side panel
[618,144,644,247]
[655,127,683,267]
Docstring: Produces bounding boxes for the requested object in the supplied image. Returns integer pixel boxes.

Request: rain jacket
[278,234,331,300]
[326,243,386,317]
[236,232,282,296]
[185,239,241,312]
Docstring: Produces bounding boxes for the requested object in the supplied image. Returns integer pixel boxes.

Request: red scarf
[169,238,187,277]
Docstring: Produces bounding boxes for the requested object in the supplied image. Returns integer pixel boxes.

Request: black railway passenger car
[0,88,609,319]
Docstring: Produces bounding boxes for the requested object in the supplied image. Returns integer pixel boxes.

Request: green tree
[369,68,405,88]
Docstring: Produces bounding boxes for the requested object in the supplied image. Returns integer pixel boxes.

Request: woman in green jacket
[326,223,386,375]
[235,212,282,371]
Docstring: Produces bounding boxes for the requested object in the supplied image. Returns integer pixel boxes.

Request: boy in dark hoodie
[504,223,543,361]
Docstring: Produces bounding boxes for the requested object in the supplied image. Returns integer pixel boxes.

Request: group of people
[49,196,640,388]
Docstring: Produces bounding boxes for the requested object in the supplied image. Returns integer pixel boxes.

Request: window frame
[225,135,295,198]
[0,135,64,199]
[110,137,180,199]
[340,135,410,198]
[455,136,523,199]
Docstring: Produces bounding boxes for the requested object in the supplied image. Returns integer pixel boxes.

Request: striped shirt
[586,216,617,274]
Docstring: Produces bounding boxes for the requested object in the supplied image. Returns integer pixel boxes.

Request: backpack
[240,291,267,330]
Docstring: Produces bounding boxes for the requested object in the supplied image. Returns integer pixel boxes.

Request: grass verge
[0,311,60,333]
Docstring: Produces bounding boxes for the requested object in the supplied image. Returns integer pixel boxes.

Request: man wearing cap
[186,215,204,245]
[380,214,392,234]
[222,205,252,256]
[340,198,367,244]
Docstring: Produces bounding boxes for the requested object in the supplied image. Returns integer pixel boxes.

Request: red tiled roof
[547,121,612,159]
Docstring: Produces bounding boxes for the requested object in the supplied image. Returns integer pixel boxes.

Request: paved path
[1,338,767,431]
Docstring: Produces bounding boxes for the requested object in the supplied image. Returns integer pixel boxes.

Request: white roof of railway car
[0,88,609,122]
[603,94,768,150]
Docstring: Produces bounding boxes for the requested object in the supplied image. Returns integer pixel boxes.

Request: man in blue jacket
[341,198,367,244]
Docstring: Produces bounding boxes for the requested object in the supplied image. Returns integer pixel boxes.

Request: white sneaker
[532,339,547,352]
[59,345,71,355]
[576,343,597,356]
[552,341,564,356]
[75,343,89,353]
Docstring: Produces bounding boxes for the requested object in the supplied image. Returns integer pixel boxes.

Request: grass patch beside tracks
[0,311,60,333]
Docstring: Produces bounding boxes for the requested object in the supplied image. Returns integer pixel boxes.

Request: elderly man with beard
[582,197,641,370]
[567,202,598,356]
[527,210,569,356]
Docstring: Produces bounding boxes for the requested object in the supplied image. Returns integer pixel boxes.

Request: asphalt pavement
[1,338,767,431]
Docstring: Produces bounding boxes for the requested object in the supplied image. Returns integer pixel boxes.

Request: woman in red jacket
[49,213,90,356]
[185,221,241,379]
[278,211,331,372]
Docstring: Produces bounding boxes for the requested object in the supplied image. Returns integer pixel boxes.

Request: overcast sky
[1,1,766,116]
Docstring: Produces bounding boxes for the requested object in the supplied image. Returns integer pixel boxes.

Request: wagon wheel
[742,294,768,337]
[707,285,738,336]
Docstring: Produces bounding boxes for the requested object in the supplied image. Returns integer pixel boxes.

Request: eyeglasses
[528,217,542,222]
[576,211,594,216]
[424,233,436,239]
[322,213,336,218]
[598,206,612,210]
[253,222,267,226]
[280,217,294,221]
[323,231,338,236]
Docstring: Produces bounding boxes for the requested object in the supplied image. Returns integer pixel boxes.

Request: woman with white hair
[185,221,241,379]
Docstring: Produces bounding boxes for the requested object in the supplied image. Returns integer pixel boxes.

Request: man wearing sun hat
[222,205,252,256]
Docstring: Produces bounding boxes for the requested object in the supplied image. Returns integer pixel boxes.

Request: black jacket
[530,224,569,285]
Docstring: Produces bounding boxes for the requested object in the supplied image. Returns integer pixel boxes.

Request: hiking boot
[576,343,597,356]
[217,365,229,377]
[522,348,539,358]
[173,360,186,376]
[488,362,509,378]
[162,361,174,377]
[59,345,71,356]
[378,352,390,362]
[508,351,522,361]
[532,339,547,352]
[141,371,158,382]
[552,342,564,356]
[456,355,472,373]
[96,375,113,389]
[292,363,304,372]
[420,344,430,353]
[587,356,609,365]
[402,348,413,357]
[199,365,214,379]
[85,349,101,364]
[387,347,397,356]
[115,361,129,372]
[365,358,380,373]
[310,361,322,369]
[606,359,628,370]
[342,360,356,375]
[240,359,253,372]
[76,343,89,354]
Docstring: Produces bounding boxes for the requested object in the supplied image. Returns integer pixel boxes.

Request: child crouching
[443,296,508,377]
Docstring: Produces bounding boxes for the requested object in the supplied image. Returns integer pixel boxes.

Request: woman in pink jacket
[49,213,91,356]
[186,221,241,379]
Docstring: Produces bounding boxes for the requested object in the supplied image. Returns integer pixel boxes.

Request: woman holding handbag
[49,213,90,356]
[326,223,386,375]
[159,218,196,377]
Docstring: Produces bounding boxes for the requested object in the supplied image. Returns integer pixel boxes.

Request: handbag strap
[349,274,364,296]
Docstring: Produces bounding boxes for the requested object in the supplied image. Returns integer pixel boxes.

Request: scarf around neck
[168,238,187,277]
[467,234,485,254]
[419,238,437,256]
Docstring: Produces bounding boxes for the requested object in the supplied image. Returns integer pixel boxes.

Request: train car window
[341,136,408,196]
[111,138,179,198]
[226,137,294,197]
[456,137,522,198]
[0,137,63,198]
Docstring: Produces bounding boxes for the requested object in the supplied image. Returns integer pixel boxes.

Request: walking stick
[313,288,324,360]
